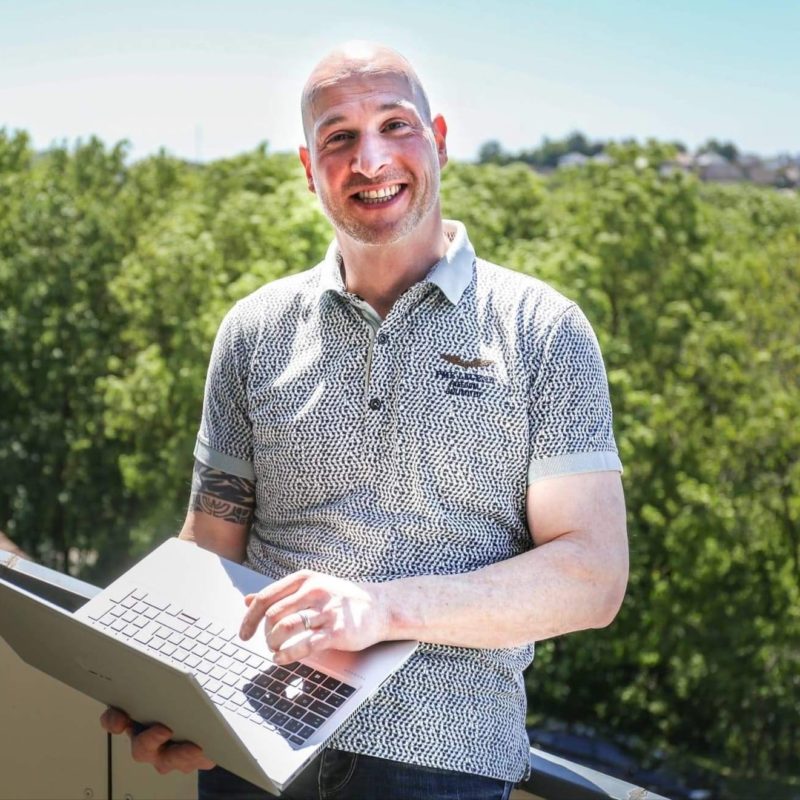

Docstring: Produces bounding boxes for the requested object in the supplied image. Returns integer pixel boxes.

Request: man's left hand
[239,570,390,663]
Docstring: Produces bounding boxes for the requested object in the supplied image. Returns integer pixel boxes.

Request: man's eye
[326,133,351,145]
[385,120,409,131]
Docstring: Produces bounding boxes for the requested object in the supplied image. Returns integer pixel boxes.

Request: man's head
[299,42,448,247]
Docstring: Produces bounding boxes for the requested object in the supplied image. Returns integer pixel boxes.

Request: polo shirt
[194,220,622,782]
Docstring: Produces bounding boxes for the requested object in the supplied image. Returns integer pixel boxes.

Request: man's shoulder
[472,256,576,323]
[224,263,325,332]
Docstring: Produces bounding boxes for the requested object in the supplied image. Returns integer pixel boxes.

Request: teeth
[357,185,402,203]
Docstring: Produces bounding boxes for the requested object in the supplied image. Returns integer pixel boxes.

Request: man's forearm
[377,532,628,649]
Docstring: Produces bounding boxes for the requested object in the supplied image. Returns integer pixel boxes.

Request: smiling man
[101,42,628,800]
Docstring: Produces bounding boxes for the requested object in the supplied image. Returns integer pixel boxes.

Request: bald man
[102,42,628,799]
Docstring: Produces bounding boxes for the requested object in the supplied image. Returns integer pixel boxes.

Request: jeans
[199,749,514,800]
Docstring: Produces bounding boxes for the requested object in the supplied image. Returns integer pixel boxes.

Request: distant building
[557,152,589,168]
[695,152,744,182]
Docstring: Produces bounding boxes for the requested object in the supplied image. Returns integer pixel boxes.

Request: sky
[1,0,798,163]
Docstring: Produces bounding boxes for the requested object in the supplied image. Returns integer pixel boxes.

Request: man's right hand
[100,707,216,775]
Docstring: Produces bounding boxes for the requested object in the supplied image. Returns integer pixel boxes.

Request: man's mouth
[353,184,404,205]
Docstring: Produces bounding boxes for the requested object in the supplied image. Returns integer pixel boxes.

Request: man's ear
[432,115,448,168]
[298,146,315,193]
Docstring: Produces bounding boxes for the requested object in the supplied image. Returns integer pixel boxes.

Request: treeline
[1,130,798,778]
[478,131,748,168]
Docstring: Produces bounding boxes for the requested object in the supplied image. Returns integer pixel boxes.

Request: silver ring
[298,610,312,631]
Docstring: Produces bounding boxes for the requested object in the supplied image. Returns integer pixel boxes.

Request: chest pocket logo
[437,353,497,398]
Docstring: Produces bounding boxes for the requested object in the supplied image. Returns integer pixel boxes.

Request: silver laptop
[0,538,417,794]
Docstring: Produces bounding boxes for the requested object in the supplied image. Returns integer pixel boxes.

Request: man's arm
[178,461,255,563]
[241,470,628,659]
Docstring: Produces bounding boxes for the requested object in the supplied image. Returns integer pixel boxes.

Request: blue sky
[1,0,798,162]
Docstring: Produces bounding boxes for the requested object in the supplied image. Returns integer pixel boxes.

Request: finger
[100,707,131,735]
[158,741,216,774]
[262,593,324,630]
[266,608,327,651]
[130,724,174,763]
[273,629,330,665]
[240,571,312,639]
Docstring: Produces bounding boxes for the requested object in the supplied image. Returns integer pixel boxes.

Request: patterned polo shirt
[194,220,622,782]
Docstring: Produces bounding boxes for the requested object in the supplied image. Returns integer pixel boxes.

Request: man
[102,42,628,799]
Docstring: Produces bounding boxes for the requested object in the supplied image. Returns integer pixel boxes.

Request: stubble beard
[317,168,441,247]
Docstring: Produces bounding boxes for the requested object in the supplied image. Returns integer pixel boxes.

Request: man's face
[299,71,448,246]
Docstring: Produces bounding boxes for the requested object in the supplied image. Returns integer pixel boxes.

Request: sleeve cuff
[194,437,255,482]
[527,451,623,485]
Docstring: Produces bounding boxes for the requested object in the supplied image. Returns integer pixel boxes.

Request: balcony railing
[0,550,667,800]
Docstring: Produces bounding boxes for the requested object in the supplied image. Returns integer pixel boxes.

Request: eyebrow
[316,100,416,135]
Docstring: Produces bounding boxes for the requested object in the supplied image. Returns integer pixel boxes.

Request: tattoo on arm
[189,463,255,525]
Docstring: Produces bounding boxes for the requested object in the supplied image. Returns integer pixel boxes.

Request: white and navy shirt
[195,220,622,782]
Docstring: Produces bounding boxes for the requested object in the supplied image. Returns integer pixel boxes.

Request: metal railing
[0,551,667,800]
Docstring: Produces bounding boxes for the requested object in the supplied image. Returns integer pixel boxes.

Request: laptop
[0,538,417,794]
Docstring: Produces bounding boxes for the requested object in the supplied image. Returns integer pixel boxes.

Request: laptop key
[287,705,306,720]
[309,671,327,684]
[246,685,266,701]
[335,683,357,698]
[157,613,189,634]
[285,718,303,733]
[294,664,314,678]
[322,677,341,692]
[275,698,293,713]
[311,686,330,701]
[299,724,315,739]
[134,630,153,646]
[272,712,289,727]
[289,735,305,746]
[326,693,345,708]
[309,700,334,718]
[302,711,325,729]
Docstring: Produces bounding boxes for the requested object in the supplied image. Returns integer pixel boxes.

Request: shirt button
[368,398,383,411]
[377,332,388,344]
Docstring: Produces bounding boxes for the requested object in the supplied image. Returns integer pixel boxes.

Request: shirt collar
[318,219,475,306]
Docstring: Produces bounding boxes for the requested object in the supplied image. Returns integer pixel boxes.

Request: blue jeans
[199,749,514,799]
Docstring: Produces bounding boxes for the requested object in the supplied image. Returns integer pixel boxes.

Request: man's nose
[351,133,390,178]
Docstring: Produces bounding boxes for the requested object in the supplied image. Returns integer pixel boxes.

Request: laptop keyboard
[89,588,357,747]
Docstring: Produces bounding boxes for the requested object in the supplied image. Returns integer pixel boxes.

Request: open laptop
[0,538,417,794]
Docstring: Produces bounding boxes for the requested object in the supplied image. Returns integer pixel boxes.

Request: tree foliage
[1,132,797,777]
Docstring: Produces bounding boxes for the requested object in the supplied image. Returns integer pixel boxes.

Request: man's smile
[350,183,407,207]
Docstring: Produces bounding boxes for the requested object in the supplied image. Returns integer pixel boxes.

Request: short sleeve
[194,305,256,481]
[527,304,622,484]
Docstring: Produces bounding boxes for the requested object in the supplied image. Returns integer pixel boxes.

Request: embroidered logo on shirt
[440,354,495,369]
[436,355,497,397]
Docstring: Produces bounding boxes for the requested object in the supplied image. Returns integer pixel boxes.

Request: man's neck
[336,210,448,320]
